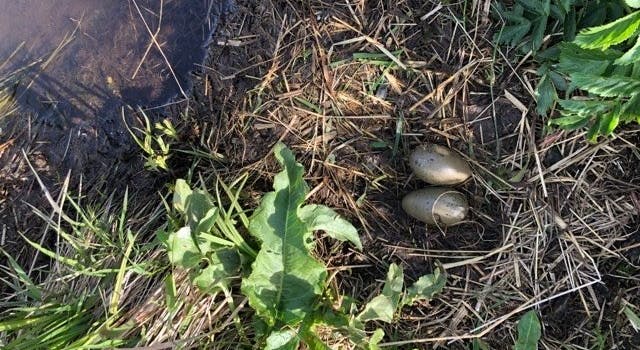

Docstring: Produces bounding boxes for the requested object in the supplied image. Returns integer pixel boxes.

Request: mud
[0,0,231,171]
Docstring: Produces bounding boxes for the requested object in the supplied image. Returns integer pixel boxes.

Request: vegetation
[160,143,446,348]
[497,0,640,140]
[1,0,638,349]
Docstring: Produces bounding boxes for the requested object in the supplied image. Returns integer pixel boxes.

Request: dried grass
[5,0,638,348]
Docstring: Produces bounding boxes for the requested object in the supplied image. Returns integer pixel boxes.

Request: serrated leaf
[574,11,640,50]
[241,143,327,327]
[550,113,591,130]
[265,329,299,350]
[496,19,532,47]
[299,204,362,250]
[535,73,557,116]
[162,226,202,268]
[515,310,541,350]
[599,112,620,135]
[557,43,619,75]
[571,73,640,97]
[615,36,640,65]
[530,15,549,52]
[192,248,241,293]
[557,99,613,115]
[621,94,640,121]
[357,264,404,323]
[403,268,446,306]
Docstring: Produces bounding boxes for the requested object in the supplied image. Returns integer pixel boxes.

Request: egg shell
[401,188,468,225]
[409,144,471,185]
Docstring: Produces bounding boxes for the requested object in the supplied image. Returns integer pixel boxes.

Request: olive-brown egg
[409,144,471,185]
[401,188,469,225]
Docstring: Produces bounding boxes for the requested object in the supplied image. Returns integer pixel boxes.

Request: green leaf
[161,226,202,269]
[164,274,178,312]
[621,94,640,121]
[184,191,216,233]
[550,113,591,130]
[172,179,192,214]
[557,43,619,76]
[368,329,385,350]
[535,73,557,116]
[623,305,640,331]
[192,248,241,293]
[403,268,446,306]
[2,250,41,300]
[615,36,640,65]
[241,143,327,327]
[357,264,404,323]
[574,11,640,50]
[571,73,640,97]
[265,329,300,350]
[515,310,541,350]
[626,0,640,9]
[299,205,362,250]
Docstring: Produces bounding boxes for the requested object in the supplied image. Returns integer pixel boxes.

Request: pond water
[0,0,229,170]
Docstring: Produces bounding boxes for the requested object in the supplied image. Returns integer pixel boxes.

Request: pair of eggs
[402,144,471,226]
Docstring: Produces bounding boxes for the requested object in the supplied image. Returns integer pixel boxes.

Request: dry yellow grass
[2,1,638,349]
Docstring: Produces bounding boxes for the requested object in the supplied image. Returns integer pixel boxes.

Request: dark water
[0,0,229,170]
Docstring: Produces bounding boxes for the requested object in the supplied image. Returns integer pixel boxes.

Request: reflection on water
[0,0,229,170]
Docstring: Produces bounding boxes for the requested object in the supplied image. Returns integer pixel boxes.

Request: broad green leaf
[515,310,541,350]
[357,264,404,323]
[191,248,241,293]
[626,0,640,9]
[623,305,640,331]
[535,73,557,116]
[162,226,202,268]
[195,208,218,241]
[403,268,446,306]
[615,36,640,65]
[574,11,640,50]
[172,179,192,214]
[570,73,640,97]
[299,204,362,250]
[265,329,299,350]
[185,191,216,232]
[241,143,326,327]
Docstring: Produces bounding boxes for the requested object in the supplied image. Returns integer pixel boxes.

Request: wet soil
[0,0,232,286]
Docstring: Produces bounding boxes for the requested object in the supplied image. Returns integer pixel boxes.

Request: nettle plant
[496,0,640,140]
[158,143,446,349]
[547,7,640,140]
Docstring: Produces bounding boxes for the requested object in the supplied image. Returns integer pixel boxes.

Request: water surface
[0,0,228,169]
